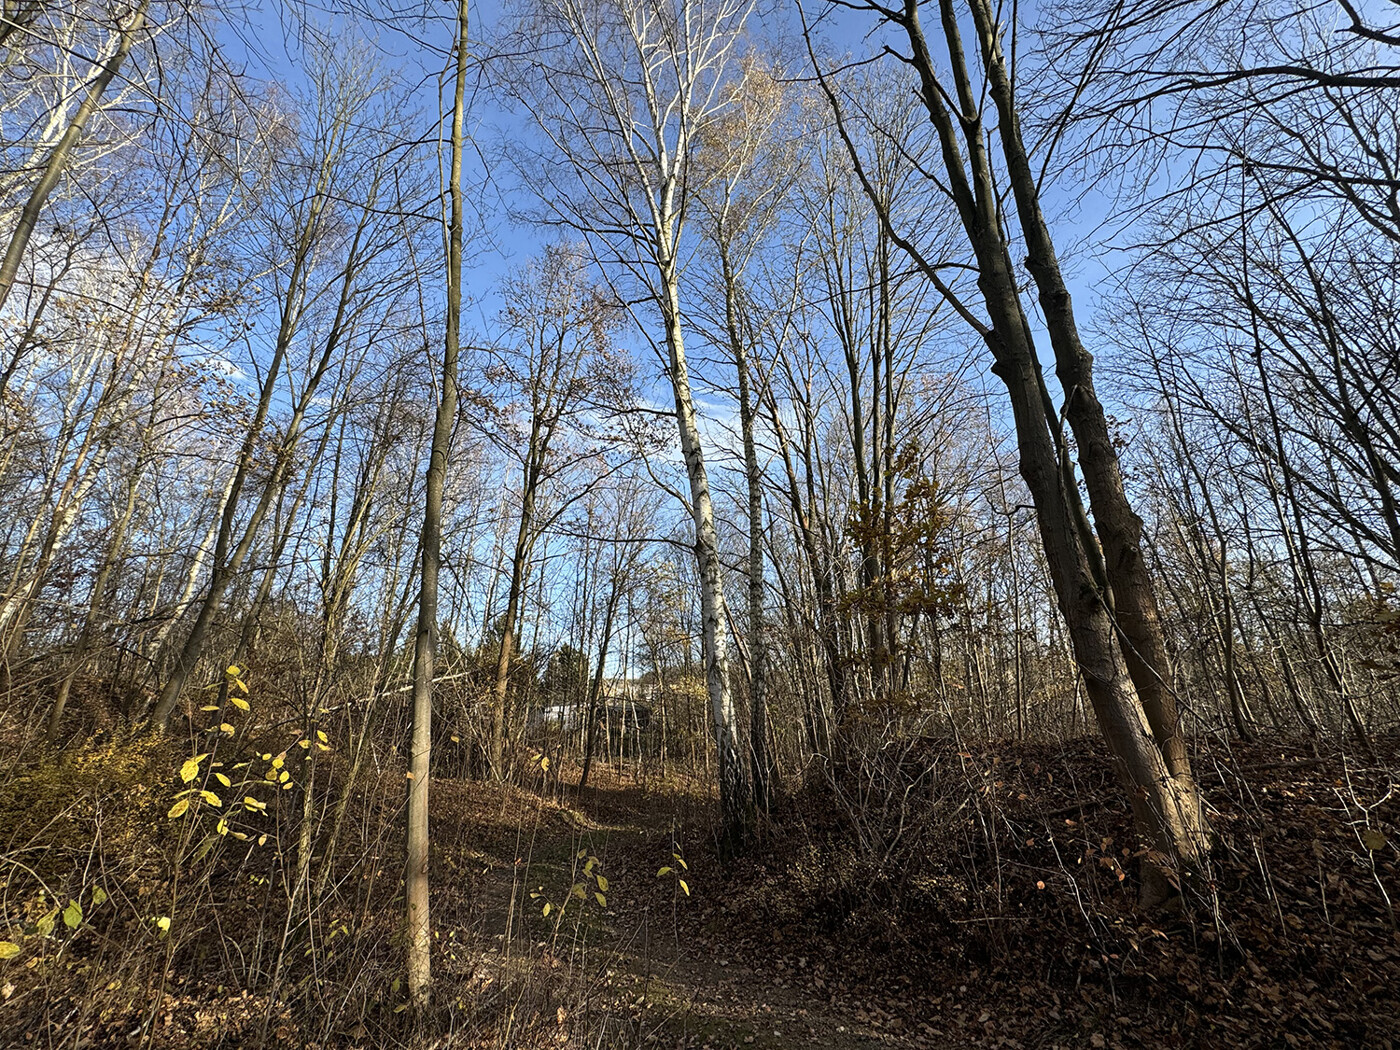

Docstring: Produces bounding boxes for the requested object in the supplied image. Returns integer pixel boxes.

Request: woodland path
[439,771,921,1050]
[424,740,1400,1050]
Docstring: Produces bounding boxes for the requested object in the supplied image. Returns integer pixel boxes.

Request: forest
[1,0,1398,1046]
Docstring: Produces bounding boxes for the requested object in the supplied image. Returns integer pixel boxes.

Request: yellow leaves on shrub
[179,754,208,783]
[168,799,191,819]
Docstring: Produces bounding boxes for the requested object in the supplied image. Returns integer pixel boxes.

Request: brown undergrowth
[1,733,1396,1049]
[678,735,1400,1048]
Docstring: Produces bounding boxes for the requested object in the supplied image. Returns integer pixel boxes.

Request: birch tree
[503,0,756,843]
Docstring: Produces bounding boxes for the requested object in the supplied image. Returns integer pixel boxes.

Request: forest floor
[430,735,1400,1050]
[5,733,1400,1048]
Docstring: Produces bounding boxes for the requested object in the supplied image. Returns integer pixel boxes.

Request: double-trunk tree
[812,0,1209,896]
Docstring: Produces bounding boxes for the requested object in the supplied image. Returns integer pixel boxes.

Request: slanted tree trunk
[813,0,1209,895]
[0,0,147,313]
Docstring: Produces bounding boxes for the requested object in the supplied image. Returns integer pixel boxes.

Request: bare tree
[805,0,1208,895]
[502,0,757,844]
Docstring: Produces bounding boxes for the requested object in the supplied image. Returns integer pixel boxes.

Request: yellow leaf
[226,665,240,676]
[596,875,609,891]
[235,679,248,693]
[542,902,552,918]
[229,696,250,711]
[0,942,20,960]
[215,773,231,788]
[657,866,673,877]
[200,791,222,807]
[219,723,235,735]
[62,901,82,929]
[91,887,107,906]
[168,799,191,819]
[216,819,229,836]
[594,892,607,907]
[179,758,202,783]
[200,704,219,712]
[316,730,328,743]
[155,916,171,933]
[678,879,690,896]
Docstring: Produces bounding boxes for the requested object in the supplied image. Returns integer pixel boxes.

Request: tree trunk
[0,0,147,313]
[406,0,468,1009]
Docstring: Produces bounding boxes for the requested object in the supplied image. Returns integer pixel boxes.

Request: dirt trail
[444,773,889,1050]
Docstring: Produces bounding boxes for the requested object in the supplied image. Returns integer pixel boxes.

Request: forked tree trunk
[817,0,1210,895]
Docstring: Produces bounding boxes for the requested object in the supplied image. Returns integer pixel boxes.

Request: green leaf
[596,875,609,892]
[0,941,20,960]
[91,887,107,907]
[62,901,82,929]
[594,892,607,907]
[1363,828,1387,851]
[657,866,673,877]
[168,798,191,819]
